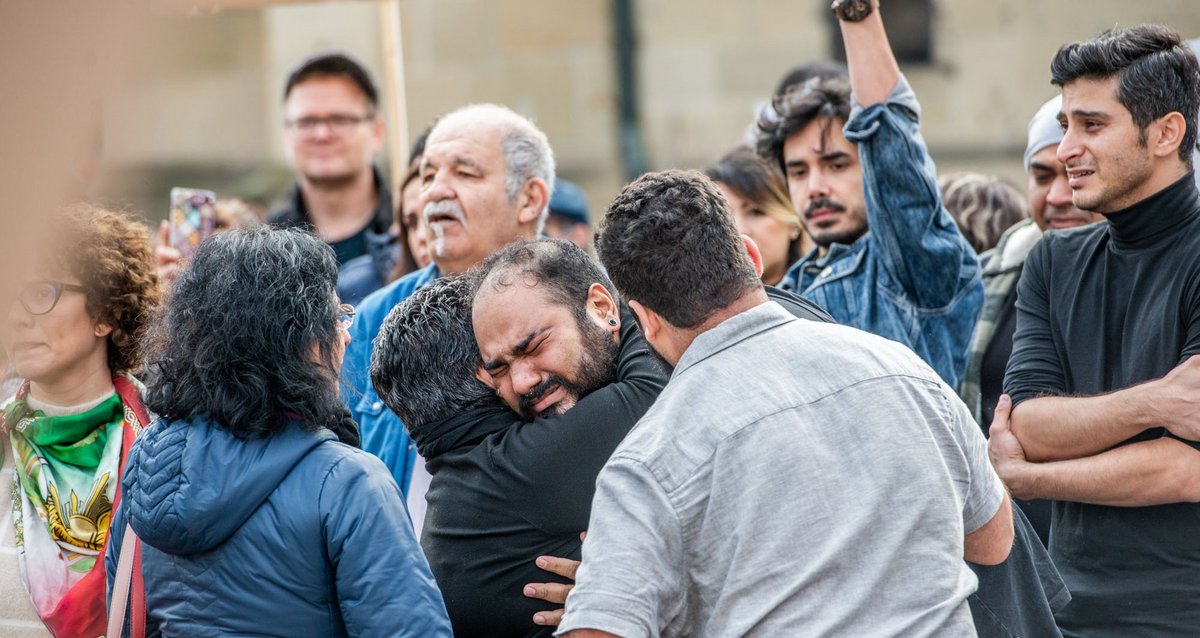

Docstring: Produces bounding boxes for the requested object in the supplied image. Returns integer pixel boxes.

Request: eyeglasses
[18,280,88,316]
[337,303,356,330]
[284,114,374,135]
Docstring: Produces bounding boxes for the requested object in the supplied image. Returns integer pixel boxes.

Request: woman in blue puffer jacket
[106,227,452,637]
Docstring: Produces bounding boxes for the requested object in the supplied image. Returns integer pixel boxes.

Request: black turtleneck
[1005,172,1200,636]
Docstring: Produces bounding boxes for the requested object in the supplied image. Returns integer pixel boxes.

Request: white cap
[1024,95,1063,171]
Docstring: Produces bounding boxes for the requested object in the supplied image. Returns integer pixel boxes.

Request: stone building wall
[96,0,1200,221]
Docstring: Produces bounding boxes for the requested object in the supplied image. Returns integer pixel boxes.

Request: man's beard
[516,316,620,421]
[804,196,867,247]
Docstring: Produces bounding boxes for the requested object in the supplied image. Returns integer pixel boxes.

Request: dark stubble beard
[516,315,621,421]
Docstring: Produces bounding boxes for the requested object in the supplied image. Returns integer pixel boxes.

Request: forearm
[839,1,900,108]
[1010,390,1160,462]
[1002,437,1200,507]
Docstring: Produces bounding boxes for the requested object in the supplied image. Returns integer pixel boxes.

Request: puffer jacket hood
[121,414,333,555]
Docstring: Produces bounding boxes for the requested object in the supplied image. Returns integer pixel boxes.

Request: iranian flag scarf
[2,374,145,638]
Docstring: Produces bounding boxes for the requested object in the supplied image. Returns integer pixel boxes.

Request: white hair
[431,103,555,232]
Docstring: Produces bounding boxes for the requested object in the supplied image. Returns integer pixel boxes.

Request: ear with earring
[609,319,618,326]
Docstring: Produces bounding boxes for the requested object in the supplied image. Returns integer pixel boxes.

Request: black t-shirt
[1005,173,1200,637]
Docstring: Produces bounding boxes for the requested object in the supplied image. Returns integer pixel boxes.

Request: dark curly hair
[596,170,760,330]
[704,147,807,271]
[371,274,498,435]
[1051,24,1200,165]
[755,76,853,177]
[39,204,161,375]
[144,226,358,446]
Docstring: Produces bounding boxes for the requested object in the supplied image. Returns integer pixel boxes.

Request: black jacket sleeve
[486,306,668,534]
[1003,237,1065,406]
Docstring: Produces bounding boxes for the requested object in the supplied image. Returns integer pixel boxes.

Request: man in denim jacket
[757,41,982,388]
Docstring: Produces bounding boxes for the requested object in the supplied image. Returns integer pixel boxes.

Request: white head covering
[1024,95,1063,171]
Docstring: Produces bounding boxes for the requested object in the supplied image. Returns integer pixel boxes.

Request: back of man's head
[1051,24,1200,165]
[474,239,614,322]
[772,61,849,99]
[283,51,379,109]
[430,103,556,227]
[596,170,761,330]
[756,77,853,175]
[370,275,495,435]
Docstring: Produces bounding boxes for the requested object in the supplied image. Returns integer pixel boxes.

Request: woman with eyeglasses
[106,226,451,637]
[1,205,160,637]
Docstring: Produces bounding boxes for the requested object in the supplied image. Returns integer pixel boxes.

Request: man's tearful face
[473,282,619,421]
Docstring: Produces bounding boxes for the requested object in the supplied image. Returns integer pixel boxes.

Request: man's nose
[807,170,830,199]
[1047,171,1074,208]
[422,170,454,203]
[1056,129,1082,166]
[510,360,541,398]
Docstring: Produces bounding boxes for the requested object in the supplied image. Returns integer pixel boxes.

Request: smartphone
[169,187,217,260]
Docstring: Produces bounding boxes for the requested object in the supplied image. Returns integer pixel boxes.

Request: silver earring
[609,319,618,326]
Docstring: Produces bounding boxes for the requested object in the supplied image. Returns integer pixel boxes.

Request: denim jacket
[781,76,982,388]
[341,262,441,494]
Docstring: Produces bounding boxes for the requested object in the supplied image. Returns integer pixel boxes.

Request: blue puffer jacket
[106,415,452,637]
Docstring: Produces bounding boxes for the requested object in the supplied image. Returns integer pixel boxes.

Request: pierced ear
[1152,111,1187,158]
[742,234,764,278]
[517,178,550,226]
[586,283,619,333]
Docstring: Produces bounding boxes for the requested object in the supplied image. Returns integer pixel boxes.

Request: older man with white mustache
[341,103,553,533]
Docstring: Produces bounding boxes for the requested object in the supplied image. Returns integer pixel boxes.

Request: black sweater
[1005,173,1200,636]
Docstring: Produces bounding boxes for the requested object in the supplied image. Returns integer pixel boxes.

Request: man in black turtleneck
[989,25,1200,638]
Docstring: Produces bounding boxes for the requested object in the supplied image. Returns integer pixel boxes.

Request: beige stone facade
[95,0,1200,222]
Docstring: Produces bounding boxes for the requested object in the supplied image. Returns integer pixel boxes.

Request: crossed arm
[990,383,1200,507]
[1007,358,1200,462]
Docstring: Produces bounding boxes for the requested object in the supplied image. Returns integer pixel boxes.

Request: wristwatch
[831,0,874,22]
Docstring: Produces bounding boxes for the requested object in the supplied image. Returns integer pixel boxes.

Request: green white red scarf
[2,374,145,638]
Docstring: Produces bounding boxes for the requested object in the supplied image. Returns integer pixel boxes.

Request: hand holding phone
[168,187,217,261]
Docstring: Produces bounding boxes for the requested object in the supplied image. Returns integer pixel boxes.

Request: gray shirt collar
[673,300,794,379]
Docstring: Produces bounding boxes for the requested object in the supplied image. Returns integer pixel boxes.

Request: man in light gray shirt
[558,167,1013,638]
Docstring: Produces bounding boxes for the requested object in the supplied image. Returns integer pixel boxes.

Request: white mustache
[423,200,467,227]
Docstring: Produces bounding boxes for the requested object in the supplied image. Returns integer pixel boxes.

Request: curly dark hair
[144,226,358,446]
[371,275,498,435]
[595,170,760,330]
[39,204,161,375]
[755,76,853,176]
[1052,24,1200,164]
[704,147,807,269]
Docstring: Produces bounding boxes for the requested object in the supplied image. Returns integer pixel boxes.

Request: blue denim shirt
[780,76,982,388]
[342,262,441,494]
